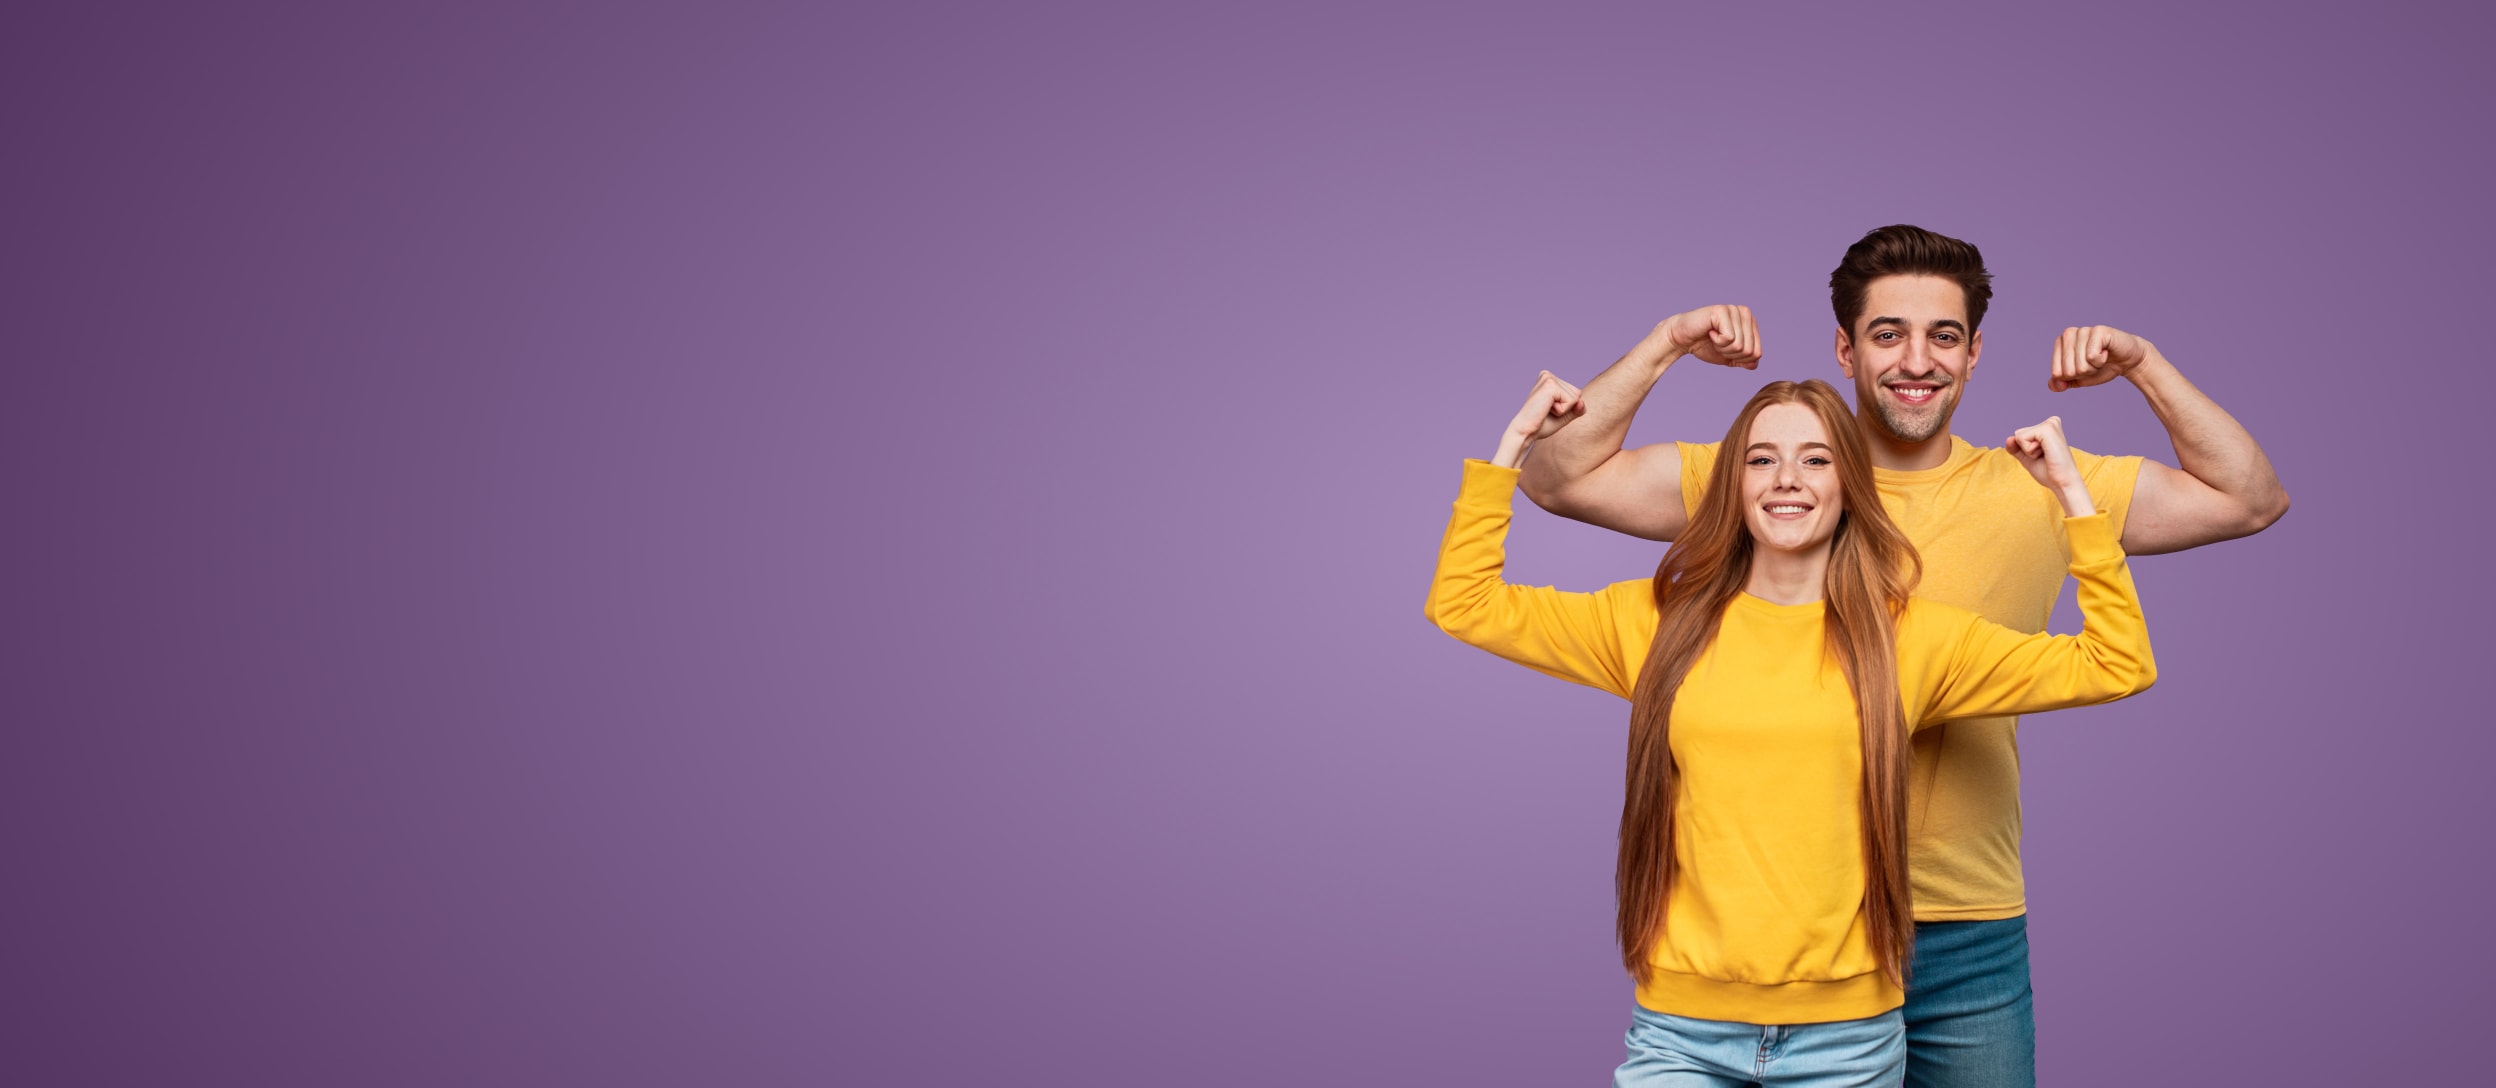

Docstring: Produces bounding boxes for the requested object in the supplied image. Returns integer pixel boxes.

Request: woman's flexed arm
[1426,374,1645,699]
[2005,414,2098,518]
[1908,416,2157,724]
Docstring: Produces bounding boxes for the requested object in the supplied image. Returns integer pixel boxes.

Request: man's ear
[1966,328,1983,380]
[1834,325,1855,379]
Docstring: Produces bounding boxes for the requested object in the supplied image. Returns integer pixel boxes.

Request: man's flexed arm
[1517,306,1761,541]
[2048,325,2291,555]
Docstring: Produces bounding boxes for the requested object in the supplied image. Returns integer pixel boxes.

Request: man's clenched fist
[1654,305,1763,369]
[2047,325,2158,391]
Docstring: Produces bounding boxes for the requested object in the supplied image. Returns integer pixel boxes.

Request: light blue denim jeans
[1901,916,2036,1088]
[1615,1003,1905,1087]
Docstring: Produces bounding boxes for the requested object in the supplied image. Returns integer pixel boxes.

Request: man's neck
[1858,410,1956,471]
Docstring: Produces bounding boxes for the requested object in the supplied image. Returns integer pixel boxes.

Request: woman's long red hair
[1616,379,1925,987]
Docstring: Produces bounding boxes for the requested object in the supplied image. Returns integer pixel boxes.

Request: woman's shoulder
[1601,579,1658,617]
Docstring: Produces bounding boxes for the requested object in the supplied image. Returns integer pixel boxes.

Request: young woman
[1425,375,2154,1087]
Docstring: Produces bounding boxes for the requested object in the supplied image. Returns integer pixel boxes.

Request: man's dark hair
[1830,225,1993,338]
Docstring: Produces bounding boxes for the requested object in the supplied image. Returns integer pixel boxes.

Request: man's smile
[1884,381,1948,407]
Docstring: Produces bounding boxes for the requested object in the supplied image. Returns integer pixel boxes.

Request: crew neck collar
[1873,435,1977,482]
[1732,592,1826,617]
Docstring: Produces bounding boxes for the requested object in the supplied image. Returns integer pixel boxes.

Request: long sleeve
[1900,513,2157,726]
[1423,460,1643,699]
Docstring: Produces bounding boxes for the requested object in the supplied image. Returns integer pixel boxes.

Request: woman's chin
[1751,529,1835,556]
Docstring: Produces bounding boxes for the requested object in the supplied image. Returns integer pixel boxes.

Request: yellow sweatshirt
[1423,461,2154,1024]
[1680,436,2146,920]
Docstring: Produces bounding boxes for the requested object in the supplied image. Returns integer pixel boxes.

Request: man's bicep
[2120,458,2255,555]
[1528,441,1688,542]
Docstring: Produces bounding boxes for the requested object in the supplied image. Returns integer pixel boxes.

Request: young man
[1517,226,2288,1088]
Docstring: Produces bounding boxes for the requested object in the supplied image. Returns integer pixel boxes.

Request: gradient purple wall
[8,3,2488,1084]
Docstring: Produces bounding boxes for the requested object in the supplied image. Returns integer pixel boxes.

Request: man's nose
[1900,338,1935,375]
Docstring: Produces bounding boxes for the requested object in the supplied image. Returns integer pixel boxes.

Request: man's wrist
[1640,334,1690,374]
[2123,344,2177,392]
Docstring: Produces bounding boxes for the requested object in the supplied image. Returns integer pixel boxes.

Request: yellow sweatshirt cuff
[2065,512,2120,565]
[1458,459,1520,505]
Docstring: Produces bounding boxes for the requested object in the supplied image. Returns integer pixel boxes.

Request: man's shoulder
[1948,438,2121,480]
[1898,438,2059,522]
[1955,437,2127,466]
[1957,440,2139,493]
[1903,437,2024,489]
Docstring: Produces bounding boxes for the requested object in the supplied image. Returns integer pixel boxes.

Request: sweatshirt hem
[1634,969,1903,1025]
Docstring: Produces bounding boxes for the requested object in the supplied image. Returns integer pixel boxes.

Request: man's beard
[1871,385,1957,443]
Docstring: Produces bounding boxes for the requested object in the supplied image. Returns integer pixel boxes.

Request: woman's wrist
[1491,432,1532,470]
[2056,482,2098,518]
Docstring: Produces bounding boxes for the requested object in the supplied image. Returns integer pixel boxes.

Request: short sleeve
[2070,446,2146,541]
[1677,440,1721,522]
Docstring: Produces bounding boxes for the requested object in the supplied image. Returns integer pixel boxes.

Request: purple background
[8,3,2488,1084]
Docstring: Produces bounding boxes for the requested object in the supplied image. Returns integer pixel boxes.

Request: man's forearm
[1517,329,1682,510]
[2128,347,2290,528]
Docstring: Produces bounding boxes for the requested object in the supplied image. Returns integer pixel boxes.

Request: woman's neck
[1745,543,1831,606]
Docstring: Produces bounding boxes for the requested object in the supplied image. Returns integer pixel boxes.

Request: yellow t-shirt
[1679,436,2145,920]
[1425,460,2155,1022]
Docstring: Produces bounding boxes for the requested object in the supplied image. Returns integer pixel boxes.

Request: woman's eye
[1805,457,1831,466]
[1747,457,1774,466]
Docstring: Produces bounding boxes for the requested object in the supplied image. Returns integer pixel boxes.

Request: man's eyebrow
[1864,316,1907,329]
[1927,319,1968,333]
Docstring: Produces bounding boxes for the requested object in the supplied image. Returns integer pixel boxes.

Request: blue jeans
[1615,1004,1905,1087]
[1902,916,2035,1088]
